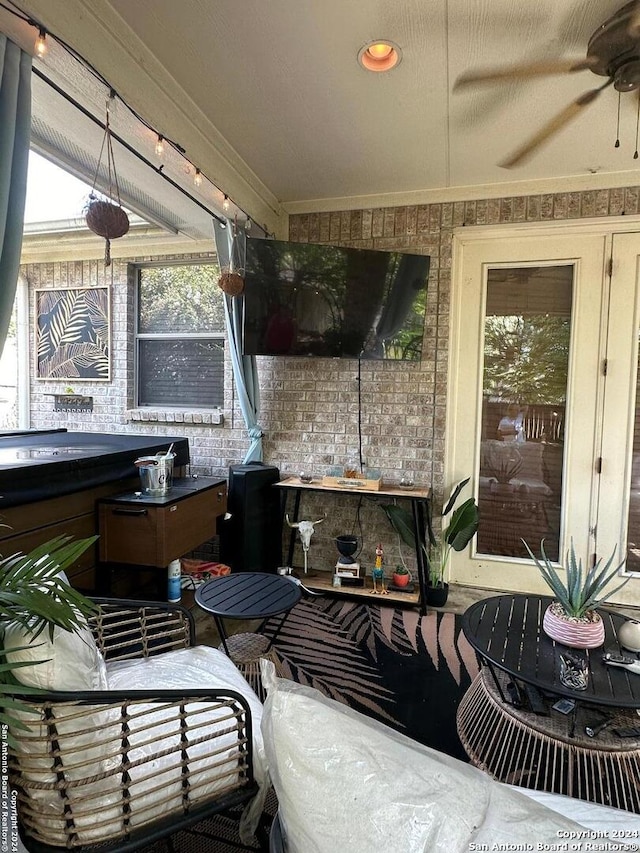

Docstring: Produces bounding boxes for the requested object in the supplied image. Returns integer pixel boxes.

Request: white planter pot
[542,603,605,649]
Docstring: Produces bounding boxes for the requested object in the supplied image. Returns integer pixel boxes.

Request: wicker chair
[7,598,267,853]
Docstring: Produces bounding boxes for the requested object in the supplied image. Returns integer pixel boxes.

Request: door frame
[447,215,640,601]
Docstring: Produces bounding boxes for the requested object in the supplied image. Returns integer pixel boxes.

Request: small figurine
[371,542,389,595]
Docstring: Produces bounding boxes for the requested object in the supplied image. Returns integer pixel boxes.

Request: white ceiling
[5,0,640,238]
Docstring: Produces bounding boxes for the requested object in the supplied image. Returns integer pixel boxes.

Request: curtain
[0,36,31,357]
[213,219,263,462]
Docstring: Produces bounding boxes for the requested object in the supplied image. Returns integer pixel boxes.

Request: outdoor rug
[265,596,480,762]
[138,597,479,852]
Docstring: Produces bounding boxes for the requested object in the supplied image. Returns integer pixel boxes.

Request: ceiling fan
[454,0,640,168]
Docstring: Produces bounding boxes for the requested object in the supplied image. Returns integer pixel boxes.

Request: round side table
[457,668,640,813]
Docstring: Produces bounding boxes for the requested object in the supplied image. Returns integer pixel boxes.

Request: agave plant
[523,539,629,618]
[382,478,479,587]
[0,535,98,733]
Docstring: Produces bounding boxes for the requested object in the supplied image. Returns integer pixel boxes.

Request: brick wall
[22,184,640,579]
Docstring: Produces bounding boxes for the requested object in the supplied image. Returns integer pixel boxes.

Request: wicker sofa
[6,599,268,853]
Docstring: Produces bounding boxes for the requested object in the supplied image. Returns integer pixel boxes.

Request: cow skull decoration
[285,514,325,574]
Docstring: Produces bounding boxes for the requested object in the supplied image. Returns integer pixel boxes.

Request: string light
[9,6,270,231]
[35,27,47,56]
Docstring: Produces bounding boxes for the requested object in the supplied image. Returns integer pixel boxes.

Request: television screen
[242,237,430,360]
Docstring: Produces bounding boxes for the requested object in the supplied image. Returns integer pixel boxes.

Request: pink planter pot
[542,603,605,649]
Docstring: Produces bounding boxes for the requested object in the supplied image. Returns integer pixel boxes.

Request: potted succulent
[382,478,479,607]
[523,539,629,649]
[391,564,411,588]
[0,535,97,733]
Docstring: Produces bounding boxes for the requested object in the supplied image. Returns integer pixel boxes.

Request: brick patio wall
[22,186,640,577]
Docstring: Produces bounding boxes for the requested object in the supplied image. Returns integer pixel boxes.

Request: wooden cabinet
[98,477,227,568]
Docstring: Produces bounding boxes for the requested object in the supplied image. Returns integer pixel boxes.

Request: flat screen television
[242,237,430,360]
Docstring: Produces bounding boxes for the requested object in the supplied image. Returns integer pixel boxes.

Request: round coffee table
[195,573,302,698]
[458,594,640,812]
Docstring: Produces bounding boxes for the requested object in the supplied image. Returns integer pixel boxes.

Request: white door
[448,228,610,597]
[599,232,640,608]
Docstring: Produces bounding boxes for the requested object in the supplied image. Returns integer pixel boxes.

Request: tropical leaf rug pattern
[264,596,480,762]
[138,597,479,852]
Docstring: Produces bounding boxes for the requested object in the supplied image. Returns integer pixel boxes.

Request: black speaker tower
[220,462,282,573]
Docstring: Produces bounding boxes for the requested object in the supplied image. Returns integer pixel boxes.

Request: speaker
[220,462,282,573]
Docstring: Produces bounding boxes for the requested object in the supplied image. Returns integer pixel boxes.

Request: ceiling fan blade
[498,86,603,169]
[454,57,596,90]
[628,0,640,38]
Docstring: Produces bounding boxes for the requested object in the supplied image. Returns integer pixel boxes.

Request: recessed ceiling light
[358,40,402,73]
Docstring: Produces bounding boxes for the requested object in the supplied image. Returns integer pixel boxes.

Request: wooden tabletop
[463,594,640,708]
[275,476,430,500]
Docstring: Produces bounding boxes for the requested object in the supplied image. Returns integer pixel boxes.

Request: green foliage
[0,536,98,735]
[523,539,629,618]
[382,478,479,587]
[483,314,570,405]
[393,565,409,575]
[139,264,225,334]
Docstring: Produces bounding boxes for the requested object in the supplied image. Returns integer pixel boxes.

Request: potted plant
[523,539,629,649]
[391,564,410,588]
[0,535,97,733]
[382,478,479,607]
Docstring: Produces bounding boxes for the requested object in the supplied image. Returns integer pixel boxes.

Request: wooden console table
[98,477,227,590]
[275,477,430,614]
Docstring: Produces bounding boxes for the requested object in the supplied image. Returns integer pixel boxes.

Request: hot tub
[0,430,190,507]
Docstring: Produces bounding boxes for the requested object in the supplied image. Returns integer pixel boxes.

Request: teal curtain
[0,36,31,356]
[213,219,263,462]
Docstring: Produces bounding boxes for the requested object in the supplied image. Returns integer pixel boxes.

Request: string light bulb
[244,218,252,232]
[222,195,230,212]
[194,168,203,187]
[35,27,47,57]
[155,135,164,157]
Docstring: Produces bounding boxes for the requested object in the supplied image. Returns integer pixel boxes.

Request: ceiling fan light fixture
[358,40,402,72]
[613,59,640,91]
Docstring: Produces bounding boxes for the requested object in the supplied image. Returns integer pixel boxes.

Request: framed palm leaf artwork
[35,288,111,381]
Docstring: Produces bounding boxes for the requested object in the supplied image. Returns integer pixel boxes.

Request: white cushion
[513,788,640,831]
[6,619,119,844]
[259,661,601,853]
[4,619,107,691]
[10,641,266,847]
[101,646,268,843]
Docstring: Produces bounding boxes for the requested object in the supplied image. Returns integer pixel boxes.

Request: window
[136,263,225,408]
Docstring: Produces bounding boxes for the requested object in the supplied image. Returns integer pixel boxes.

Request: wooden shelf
[276,476,429,500]
[301,570,420,606]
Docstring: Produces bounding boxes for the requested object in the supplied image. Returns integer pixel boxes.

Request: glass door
[476,264,572,564]
[448,231,609,595]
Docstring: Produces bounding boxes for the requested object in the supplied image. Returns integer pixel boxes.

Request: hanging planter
[218,222,245,295]
[85,98,130,266]
[85,198,129,265]
[218,271,244,296]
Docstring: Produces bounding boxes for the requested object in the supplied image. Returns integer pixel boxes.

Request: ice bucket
[135,453,175,496]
